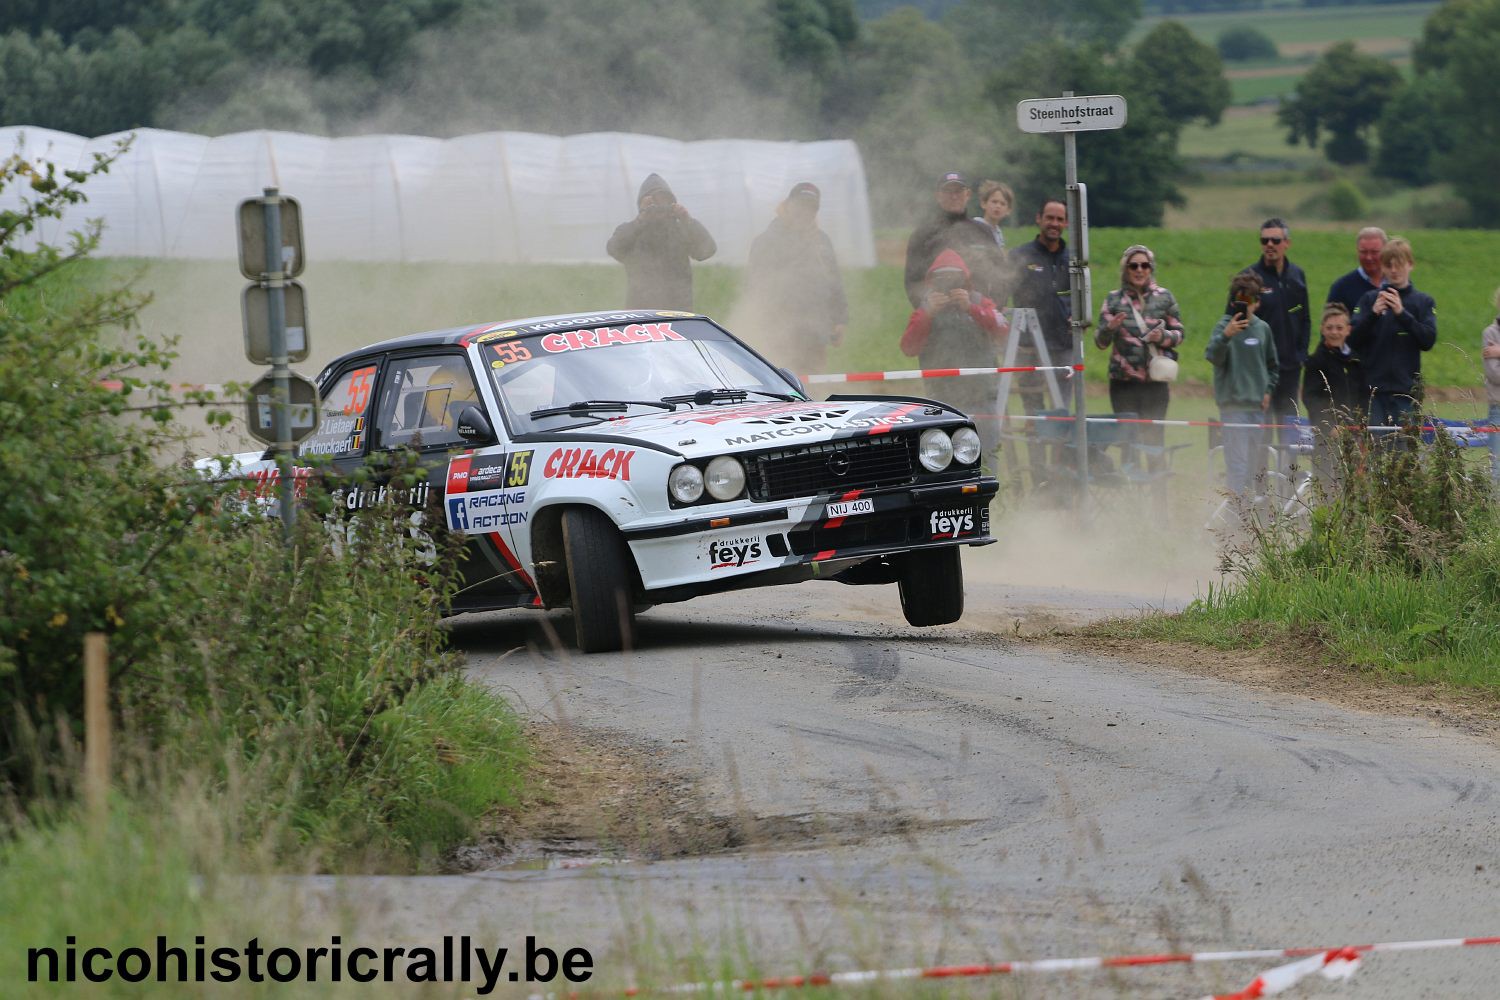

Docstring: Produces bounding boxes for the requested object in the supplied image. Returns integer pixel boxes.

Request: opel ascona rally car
[244,311,999,652]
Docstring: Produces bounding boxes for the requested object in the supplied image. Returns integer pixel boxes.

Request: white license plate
[826,498,874,518]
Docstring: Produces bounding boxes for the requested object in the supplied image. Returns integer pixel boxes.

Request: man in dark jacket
[743,182,848,376]
[1241,217,1311,420]
[606,173,716,310]
[903,172,1005,307]
[1008,198,1073,414]
[1325,226,1386,314]
[1349,236,1437,435]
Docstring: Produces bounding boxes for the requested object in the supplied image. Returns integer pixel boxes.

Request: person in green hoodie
[1207,270,1280,499]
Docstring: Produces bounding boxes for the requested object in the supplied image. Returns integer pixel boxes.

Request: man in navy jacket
[1242,218,1311,421]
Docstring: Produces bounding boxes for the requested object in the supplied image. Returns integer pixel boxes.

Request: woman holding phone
[1096,244,1184,475]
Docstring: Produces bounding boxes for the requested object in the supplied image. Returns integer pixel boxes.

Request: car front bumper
[621,476,999,591]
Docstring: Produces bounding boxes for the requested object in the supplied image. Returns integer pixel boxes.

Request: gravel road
[304,577,1500,998]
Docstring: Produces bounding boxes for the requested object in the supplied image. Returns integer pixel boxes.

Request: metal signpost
[238,188,314,544]
[1016,93,1127,512]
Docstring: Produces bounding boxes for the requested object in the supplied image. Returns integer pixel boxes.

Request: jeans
[1369,392,1418,450]
[1220,408,1264,497]
[1489,403,1500,483]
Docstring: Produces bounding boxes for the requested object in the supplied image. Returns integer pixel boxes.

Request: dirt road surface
[301,576,1500,998]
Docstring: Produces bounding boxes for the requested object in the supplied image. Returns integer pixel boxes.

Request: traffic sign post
[238,188,313,543]
[1014,92,1127,515]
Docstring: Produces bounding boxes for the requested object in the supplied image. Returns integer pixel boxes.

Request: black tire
[897,546,965,627]
[561,506,636,653]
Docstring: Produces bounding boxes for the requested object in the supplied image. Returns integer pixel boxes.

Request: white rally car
[235,310,998,652]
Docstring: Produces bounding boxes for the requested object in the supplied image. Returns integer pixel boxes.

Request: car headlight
[704,456,746,501]
[669,464,704,504]
[951,426,981,465]
[918,428,954,472]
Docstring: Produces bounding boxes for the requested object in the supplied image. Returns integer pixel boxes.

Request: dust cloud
[967,502,1226,604]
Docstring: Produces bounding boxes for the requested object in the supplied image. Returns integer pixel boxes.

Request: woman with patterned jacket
[1095,244,1185,471]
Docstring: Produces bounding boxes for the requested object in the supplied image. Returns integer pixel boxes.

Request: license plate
[826,497,874,519]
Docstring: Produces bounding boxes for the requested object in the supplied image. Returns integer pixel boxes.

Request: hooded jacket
[900,249,1006,363]
[606,174,717,310]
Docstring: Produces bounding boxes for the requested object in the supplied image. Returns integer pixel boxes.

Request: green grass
[1136,2,1435,105]
[110,230,1500,404]
[1136,2,1438,49]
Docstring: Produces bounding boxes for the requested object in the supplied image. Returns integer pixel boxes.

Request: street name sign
[1016,95,1127,134]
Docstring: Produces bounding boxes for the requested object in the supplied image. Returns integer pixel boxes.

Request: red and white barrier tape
[528,934,1500,1000]
[803,364,1082,384]
[993,412,1500,434]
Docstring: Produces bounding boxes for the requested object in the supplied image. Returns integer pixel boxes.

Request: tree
[988,40,1186,226]
[1373,73,1456,186]
[1415,0,1500,222]
[1275,41,1402,164]
[944,0,1142,61]
[1216,25,1277,61]
[1132,21,1231,128]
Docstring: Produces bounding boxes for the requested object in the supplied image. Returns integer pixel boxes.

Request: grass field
[114,227,1499,404]
[1136,2,1436,105]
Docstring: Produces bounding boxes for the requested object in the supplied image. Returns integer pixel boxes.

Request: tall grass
[1127,420,1500,687]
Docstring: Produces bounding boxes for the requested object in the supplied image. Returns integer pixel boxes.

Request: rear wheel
[561,506,636,653]
[897,546,965,627]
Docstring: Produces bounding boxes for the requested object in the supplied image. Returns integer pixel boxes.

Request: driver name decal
[543,447,634,481]
[538,323,685,354]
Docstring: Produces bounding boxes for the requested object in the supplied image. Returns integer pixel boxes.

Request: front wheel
[896,546,964,627]
[561,506,636,653]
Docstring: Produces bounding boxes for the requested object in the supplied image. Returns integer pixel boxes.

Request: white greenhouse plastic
[0,127,876,267]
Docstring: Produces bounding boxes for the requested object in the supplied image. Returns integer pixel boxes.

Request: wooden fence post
[83,632,109,820]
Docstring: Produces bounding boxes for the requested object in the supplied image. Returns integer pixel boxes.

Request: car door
[369,350,535,609]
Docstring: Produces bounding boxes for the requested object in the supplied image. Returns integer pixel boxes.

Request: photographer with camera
[1207,270,1280,502]
[1096,244,1183,486]
[901,249,1008,468]
[606,173,717,311]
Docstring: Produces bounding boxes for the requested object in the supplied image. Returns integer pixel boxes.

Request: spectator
[1009,198,1074,415]
[900,249,1008,467]
[1302,302,1366,486]
[1207,270,1280,501]
[903,172,1006,307]
[1095,244,1184,480]
[606,173,716,310]
[1240,217,1310,421]
[973,179,1013,251]
[1326,226,1387,314]
[742,182,848,377]
[1349,236,1437,434]
[1479,287,1500,483]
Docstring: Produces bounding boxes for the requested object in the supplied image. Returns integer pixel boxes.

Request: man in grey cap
[903,172,1006,308]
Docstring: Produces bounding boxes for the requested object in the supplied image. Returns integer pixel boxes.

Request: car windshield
[484,318,801,434]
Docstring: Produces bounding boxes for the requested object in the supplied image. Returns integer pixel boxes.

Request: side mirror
[456,405,494,443]
[777,367,808,398]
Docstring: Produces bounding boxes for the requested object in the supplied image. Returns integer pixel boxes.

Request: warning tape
[527,934,1500,999]
[803,364,1083,385]
[994,412,1500,434]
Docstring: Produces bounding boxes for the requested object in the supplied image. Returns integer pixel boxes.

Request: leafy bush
[0,141,526,865]
[1216,26,1278,62]
[1325,178,1368,221]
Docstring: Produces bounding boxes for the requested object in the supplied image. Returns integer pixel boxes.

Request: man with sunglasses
[1241,218,1311,422]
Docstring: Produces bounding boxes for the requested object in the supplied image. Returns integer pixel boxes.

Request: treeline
[0,0,1233,226]
[1277,0,1500,224]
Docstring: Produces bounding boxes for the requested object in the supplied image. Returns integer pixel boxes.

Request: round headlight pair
[669,456,746,504]
[919,427,983,472]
